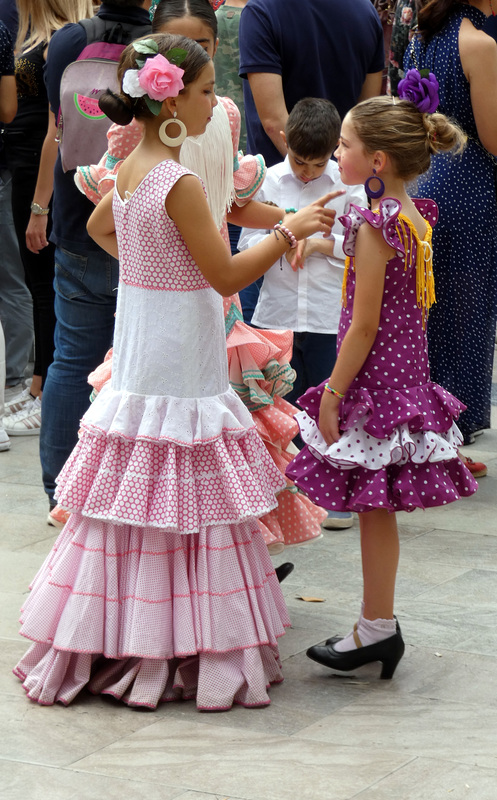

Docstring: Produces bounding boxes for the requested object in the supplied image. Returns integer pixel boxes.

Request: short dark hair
[153,0,217,38]
[285,98,340,160]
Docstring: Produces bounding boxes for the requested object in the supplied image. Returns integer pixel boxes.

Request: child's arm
[318,224,393,445]
[167,174,337,296]
[86,189,118,259]
[227,199,285,230]
[289,183,363,270]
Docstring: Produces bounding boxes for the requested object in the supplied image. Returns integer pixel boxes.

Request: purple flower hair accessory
[397,68,439,114]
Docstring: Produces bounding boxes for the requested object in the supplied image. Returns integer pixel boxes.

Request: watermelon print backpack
[57,17,150,173]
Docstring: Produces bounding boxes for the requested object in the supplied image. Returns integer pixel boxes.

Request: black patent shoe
[275,562,294,583]
[307,627,405,680]
[325,616,402,647]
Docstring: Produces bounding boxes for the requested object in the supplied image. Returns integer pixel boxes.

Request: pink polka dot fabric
[117,162,212,293]
[287,198,478,513]
[14,159,291,711]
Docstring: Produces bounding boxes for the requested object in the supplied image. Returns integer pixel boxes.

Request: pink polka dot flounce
[55,425,285,532]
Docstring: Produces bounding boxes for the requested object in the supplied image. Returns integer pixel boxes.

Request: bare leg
[30,374,42,398]
[307,508,404,674]
[360,508,399,621]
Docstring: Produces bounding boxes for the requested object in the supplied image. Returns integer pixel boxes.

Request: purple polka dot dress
[286,198,478,513]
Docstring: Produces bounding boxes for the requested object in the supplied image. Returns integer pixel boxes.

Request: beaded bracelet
[324,383,345,399]
[273,222,297,249]
[285,207,297,214]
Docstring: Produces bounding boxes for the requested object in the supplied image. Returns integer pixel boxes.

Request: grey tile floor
[1,400,497,800]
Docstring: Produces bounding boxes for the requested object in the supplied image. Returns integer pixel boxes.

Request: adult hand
[318,389,341,445]
[283,190,343,242]
[26,213,49,254]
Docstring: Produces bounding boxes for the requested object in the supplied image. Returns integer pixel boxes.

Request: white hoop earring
[158,112,187,147]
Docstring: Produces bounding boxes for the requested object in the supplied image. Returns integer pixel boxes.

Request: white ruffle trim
[81,382,255,447]
[296,410,463,470]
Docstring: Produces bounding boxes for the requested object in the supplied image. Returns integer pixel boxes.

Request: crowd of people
[0,0,495,710]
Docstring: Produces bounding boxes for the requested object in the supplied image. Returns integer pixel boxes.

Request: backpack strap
[78,15,151,48]
[76,16,151,62]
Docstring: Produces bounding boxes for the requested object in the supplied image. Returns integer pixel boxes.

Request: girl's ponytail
[98,89,135,126]
[423,112,467,156]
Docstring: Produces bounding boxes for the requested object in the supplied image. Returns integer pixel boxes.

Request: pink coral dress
[14,162,291,710]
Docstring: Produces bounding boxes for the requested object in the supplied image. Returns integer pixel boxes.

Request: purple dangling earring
[364,168,385,200]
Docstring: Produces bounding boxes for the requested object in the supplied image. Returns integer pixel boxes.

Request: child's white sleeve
[237,225,269,251]
[236,184,271,251]
[332,183,368,261]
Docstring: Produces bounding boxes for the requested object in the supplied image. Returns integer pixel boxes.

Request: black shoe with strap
[308,617,404,679]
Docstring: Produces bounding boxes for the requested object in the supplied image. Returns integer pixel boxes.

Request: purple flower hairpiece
[397,68,439,114]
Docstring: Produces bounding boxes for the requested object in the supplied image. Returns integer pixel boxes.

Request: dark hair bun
[98,89,134,126]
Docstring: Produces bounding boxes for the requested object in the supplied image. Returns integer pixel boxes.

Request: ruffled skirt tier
[14,517,289,709]
[226,316,296,412]
[55,384,285,532]
[287,381,478,512]
[84,318,326,550]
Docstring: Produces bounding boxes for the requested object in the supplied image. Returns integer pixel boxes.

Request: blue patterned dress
[405,5,497,442]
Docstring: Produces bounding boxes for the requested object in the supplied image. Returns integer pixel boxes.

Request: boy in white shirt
[238,98,366,530]
[238,97,366,406]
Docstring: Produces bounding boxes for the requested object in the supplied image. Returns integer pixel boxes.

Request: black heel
[379,637,405,679]
[275,562,294,583]
[307,622,405,679]
[380,653,402,680]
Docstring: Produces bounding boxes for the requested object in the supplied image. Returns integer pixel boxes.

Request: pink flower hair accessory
[122,39,186,115]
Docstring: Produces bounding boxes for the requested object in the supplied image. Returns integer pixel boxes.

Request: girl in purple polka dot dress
[13,34,335,710]
[287,94,478,679]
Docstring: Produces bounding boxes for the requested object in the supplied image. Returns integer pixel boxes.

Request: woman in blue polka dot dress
[287,95,477,679]
[405,0,497,445]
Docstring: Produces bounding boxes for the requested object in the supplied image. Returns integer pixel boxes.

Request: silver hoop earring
[158,112,187,147]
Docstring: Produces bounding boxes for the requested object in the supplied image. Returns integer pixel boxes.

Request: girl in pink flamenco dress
[14,34,336,709]
[75,90,326,556]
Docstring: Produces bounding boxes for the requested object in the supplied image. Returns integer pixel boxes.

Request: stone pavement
[1,404,496,800]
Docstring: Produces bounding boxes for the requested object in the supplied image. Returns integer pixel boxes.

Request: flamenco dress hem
[14,515,290,709]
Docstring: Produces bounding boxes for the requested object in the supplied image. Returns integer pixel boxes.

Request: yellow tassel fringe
[341,216,436,328]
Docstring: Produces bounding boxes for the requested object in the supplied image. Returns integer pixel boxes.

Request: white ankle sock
[334,614,396,652]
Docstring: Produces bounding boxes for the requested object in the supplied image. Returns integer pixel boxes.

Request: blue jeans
[40,246,118,504]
